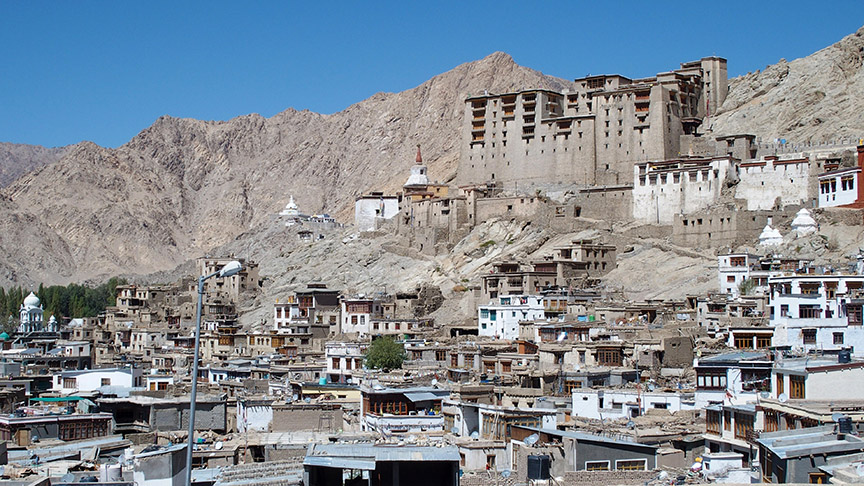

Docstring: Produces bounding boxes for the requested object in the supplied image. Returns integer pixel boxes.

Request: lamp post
[185,260,242,486]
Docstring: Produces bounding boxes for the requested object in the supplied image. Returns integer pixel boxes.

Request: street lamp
[185,260,242,486]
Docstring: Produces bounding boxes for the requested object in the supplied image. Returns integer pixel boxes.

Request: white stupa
[279,195,305,227]
[404,145,429,188]
[759,224,784,246]
[791,208,817,237]
[279,195,299,218]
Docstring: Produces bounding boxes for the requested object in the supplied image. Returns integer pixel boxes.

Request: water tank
[839,416,854,434]
[527,455,551,480]
[839,349,852,364]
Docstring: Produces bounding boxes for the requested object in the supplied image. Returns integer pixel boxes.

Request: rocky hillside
[0,52,571,287]
[0,142,69,187]
[713,26,864,142]
[3,23,864,290]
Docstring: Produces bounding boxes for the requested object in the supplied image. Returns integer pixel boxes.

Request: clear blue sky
[1,1,861,148]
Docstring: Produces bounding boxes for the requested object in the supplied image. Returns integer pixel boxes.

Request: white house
[572,389,694,420]
[355,193,400,232]
[769,274,864,355]
[693,351,773,409]
[718,253,761,296]
[53,367,143,394]
[478,295,545,340]
[325,341,367,384]
[771,356,864,401]
[340,297,383,337]
[818,144,864,208]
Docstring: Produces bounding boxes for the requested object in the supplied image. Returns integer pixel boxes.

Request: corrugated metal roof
[517,426,657,450]
[403,391,443,402]
[304,444,460,468]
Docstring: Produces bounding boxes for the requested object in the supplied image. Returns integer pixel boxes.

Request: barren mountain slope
[0,142,69,187]
[712,26,864,142]
[1,52,572,285]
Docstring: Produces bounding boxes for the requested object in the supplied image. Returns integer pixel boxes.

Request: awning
[304,455,376,470]
[403,392,443,402]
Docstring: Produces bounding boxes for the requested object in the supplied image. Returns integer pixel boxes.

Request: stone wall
[563,469,658,485]
[671,208,794,249]
[735,157,812,210]
[271,404,343,433]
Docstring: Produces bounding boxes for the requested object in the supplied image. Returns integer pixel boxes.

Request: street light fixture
[185,260,242,486]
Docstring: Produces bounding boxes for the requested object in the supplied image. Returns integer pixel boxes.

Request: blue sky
[1,1,861,148]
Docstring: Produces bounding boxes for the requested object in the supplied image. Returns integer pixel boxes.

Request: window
[790,375,806,399]
[723,410,732,431]
[63,377,77,389]
[486,455,496,469]
[501,361,511,373]
[802,329,817,345]
[727,275,736,283]
[757,336,772,349]
[735,335,753,349]
[435,350,446,361]
[810,472,828,484]
[734,412,754,440]
[332,358,340,369]
[596,348,622,366]
[564,380,581,393]
[780,304,789,317]
[834,332,845,345]
[799,305,822,319]
[697,370,727,390]
[706,410,721,435]
[586,461,610,471]
[101,378,111,386]
[616,459,647,471]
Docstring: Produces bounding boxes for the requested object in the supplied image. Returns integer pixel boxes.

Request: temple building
[18,292,58,334]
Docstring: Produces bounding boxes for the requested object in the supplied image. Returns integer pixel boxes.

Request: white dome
[23,292,40,308]
[791,208,817,237]
[279,195,300,217]
[759,225,783,246]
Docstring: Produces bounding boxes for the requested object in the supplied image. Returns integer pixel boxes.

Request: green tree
[738,278,756,296]
[364,336,407,371]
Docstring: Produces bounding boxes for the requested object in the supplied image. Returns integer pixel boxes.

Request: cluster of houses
[4,55,864,486]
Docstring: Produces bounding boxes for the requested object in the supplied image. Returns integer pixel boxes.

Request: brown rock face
[0,142,69,187]
[712,26,864,142]
[0,52,571,286]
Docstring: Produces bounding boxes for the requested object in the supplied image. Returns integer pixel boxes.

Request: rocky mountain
[0,52,571,287]
[712,26,864,142]
[3,23,864,290]
[0,142,69,187]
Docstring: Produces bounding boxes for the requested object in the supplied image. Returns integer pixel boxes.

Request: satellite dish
[627,421,636,429]
[431,379,438,387]
[470,431,480,440]
[759,391,770,399]
[778,393,788,403]
[61,474,74,483]
[524,433,540,446]
[451,427,459,434]
[832,413,847,422]
[501,470,512,478]
[214,441,223,450]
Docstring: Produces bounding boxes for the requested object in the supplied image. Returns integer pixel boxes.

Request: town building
[457,57,728,189]
[818,145,864,208]
[359,386,448,436]
[355,192,400,232]
[478,295,545,340]
[768,274,864,355]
